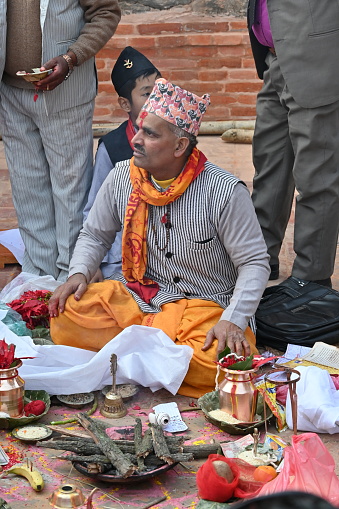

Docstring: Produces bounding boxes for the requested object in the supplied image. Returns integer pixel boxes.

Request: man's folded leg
[50,280,143,351]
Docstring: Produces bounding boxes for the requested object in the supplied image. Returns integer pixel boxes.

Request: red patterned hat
[141,78,210,136]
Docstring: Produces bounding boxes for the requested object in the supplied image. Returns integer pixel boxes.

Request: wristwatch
[61,54,74,80]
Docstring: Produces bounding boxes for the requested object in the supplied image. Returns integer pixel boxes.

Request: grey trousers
[0,82,94,281]
[252,53,339,280]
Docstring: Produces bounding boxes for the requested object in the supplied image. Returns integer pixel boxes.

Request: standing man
[49,79,270,398]
[248,0,339,287]
[0,1,121,281]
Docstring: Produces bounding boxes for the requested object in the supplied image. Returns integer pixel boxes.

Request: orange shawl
[122,147,207,302]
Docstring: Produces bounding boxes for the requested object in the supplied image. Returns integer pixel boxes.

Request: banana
[6,460,44,491]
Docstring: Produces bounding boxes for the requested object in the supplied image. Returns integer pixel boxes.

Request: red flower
[0,338,34,369]
[7,290,52,329]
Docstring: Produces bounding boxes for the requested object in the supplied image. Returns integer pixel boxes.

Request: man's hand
[202,320,251,358]
[49,273,87,318]
[35,55,72,92]
[89,268,104,284]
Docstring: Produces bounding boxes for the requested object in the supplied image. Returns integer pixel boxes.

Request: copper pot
[0,360,24,417]
[49,484,98,509]
[218,367,258,422]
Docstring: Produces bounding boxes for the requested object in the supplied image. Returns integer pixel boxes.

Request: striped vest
[111,159,244,314]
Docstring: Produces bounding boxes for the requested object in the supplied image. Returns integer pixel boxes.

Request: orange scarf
[122,147,207,302]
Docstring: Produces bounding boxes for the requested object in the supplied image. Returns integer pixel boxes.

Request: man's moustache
[134,144,146,155]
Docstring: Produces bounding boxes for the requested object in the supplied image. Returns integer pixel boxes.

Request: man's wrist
[61,54,74,80]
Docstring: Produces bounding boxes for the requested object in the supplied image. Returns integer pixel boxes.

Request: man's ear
[118,96,132,113]
[174,136,190,157]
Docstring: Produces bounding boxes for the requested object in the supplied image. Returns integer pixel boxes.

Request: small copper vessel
[0,360,24,417]
[218,367,258,422]
[48,484,85,508]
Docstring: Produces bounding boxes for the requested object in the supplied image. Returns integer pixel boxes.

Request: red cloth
[196,454,240,502]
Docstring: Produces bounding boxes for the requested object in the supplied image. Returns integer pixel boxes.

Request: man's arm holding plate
[202,183,270,357]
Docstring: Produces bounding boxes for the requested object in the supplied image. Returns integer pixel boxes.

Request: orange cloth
[122,148,206,287]
[50,280,257,398]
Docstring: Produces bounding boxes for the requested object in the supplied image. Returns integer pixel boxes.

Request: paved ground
[0,135,339,508]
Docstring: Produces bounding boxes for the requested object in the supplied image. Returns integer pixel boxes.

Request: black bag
[255,277,339,349]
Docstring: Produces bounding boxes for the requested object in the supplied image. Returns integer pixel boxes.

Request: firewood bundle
[38,414,220,478]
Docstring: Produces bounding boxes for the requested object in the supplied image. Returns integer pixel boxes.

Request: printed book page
[302,342,339,369]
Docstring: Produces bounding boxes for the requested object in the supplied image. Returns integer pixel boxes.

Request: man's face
[132,112,181,179]
[129,72,158,124]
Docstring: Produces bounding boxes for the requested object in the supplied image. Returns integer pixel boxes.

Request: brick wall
[94,13,261,125]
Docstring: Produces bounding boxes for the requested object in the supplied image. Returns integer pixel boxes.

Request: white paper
[221,434,254,458]
[0,229,25,265]
[0,321,193,396]
[275,343,311,364]
[302,342,339,369]
[153,402,188,432]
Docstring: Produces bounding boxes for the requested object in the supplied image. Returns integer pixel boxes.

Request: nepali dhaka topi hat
[111,46,159,95]
[141,78,210,136]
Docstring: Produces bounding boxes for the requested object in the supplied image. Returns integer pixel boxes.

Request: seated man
[49,79,270,398]
[84,46,161,281]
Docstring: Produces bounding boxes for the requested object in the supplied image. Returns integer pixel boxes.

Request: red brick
[186,33,215,46]
[206,106,231,120]
[226,81,262,93]
[242,57,257,69]
[209,95,239,106]
[213,33,243,46]
[187,47,215,57]
[155,35,188,47]
[158,47,192,58]
[198,70,229,81]
[115,24,137,35]
[229,105,257,117]
[97,70,113,82]
[98,83,115,94]
[94,107,113,118]
[217,46,247,57]
[229,19,248,31]
[228,68,258,80]
[138,23,183,35]
[235,94,258,105]
[167,70,200,82]
[184,21,230,33]
[198,56,242,69]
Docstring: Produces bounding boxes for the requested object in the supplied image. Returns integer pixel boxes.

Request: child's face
[129,72,158,124]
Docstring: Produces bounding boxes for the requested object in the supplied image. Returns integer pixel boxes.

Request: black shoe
[269,264,279,280]
[284,275,332,289]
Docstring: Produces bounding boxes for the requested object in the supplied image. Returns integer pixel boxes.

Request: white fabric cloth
[0,319,193,396]
[286,365,339,434]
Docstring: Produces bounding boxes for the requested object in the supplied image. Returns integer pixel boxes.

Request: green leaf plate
[0,390,50,430]
[198,390,272,435]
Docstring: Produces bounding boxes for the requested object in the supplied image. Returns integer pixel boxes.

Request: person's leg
[252,54,295,270]
[50,280,144,350]
[285,94,339,280]
[151,299,257,399]
[0,83,59,278]
[40,101,94,281]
